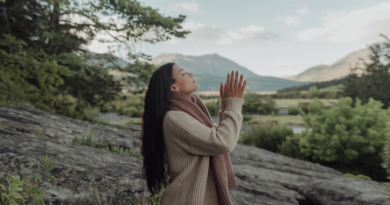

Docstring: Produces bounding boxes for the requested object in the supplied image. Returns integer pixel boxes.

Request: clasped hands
[220,70,246,100]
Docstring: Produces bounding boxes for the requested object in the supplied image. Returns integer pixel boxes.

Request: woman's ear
[171,85,177,92]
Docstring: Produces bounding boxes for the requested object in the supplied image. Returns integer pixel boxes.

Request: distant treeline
[277,78,345,93]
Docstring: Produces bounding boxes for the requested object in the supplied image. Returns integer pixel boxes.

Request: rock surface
[1,106,390,205]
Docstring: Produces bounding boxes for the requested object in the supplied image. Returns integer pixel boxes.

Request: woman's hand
[220,70,246,100]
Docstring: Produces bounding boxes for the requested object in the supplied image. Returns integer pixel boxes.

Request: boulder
[1,106,389,205]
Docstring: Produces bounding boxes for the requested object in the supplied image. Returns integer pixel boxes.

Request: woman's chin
[193,84,199,91]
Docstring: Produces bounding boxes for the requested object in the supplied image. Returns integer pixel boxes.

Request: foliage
[344,173,372,181]
[0,155,57,205]
[242,93,276,115]
[298,97,390,181]
[307,86,318,98]
[238,124,294,153]
[278,78,344,93]
[73,127,143,159]
[0,33,72,112]
[242,115,252,122]
[0,0,190,117]
[297,102,311,114]
[278,134,303,160]
[287,107,301,115]
[205,99,220,116]
[89,183,164,205]
[343,34,390,109]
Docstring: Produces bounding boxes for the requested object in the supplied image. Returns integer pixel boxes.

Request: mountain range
[152,53,310,92]
[102,46,373,92]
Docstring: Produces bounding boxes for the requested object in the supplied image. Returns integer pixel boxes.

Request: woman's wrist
[220,98,226,112]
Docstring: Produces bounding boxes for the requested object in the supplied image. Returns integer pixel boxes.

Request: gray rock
[1,106,390,205]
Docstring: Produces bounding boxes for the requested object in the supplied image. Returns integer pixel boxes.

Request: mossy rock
[344,173,372,181]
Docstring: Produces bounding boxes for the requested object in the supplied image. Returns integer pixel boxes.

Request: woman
[141,62,246,205]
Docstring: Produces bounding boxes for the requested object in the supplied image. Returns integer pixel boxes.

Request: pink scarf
[167,90,237,205]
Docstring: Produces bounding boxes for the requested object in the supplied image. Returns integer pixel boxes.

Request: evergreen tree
[343,34,390,108]
[0,0,190,116]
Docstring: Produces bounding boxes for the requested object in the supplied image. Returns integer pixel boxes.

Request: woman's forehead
[173,65,184,74]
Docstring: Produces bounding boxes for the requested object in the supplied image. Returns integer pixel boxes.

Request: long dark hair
[141,62,176,196]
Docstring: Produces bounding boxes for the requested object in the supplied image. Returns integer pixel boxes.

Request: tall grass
[73,127,143,159]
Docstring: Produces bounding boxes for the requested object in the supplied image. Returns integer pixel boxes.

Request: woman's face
[171,64,199,93]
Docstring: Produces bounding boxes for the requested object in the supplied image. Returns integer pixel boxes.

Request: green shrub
[299,97,390,181]
[278,134,303,159]
[242,93,275,115]
[256,106,266,115]
[297,102,310,114]
[121,107,142,117]
[0,155,57,205]
[287,107,301,115]
[239,124,294,153]
[205,101,219,116]
[242,115,252,122]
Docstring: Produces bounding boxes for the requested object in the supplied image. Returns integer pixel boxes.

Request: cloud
[168,21,277,45]
[217,26,277,45]
[167,2,200,14]
[273,62,295,68]
[297,2,390,42]
[283,6,308,27]
[285,16,301,27]
[297,6,308,14]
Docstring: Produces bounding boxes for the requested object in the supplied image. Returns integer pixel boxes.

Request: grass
[73,127,143,159]
[117,119,143,125]
[200,98,338,107]
[245,115,304,125]
[274,99,339,107]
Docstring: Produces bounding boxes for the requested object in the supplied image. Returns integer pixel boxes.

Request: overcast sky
[88,0,390,77]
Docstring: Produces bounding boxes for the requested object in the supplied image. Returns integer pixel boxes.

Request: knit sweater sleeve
[165,97,244,156]
[213,99,226,129]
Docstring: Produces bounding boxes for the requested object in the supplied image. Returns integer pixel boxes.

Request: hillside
[152,53,310,92]
[287,48,372,82]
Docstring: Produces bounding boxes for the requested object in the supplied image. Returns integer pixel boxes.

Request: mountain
[194,74,310,92]
[287,65,329,82]
[286,48,372,82]
[152,53,258,78]
[152,53,310,92]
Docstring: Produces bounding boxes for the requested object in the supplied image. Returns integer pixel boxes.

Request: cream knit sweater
[160,97,244,205]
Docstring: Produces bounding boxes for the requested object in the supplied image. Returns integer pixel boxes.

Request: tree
[343,34,390,108]
[298,97,390,182]
[307,86,318,98]
[0,0,190,115]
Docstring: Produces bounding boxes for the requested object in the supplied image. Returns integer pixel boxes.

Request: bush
[205,101,219,116]
[242,93,276,115]
[287,107,301,115]
[297,102,310,114]
[242,115,252,122]
[279,134,303,159]
[299,97,390,182]
[239,124,294,153]
[122,107,142,117]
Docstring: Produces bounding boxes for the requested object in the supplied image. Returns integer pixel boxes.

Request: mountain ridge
[151,53,311,92]
[286,48,372,82]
